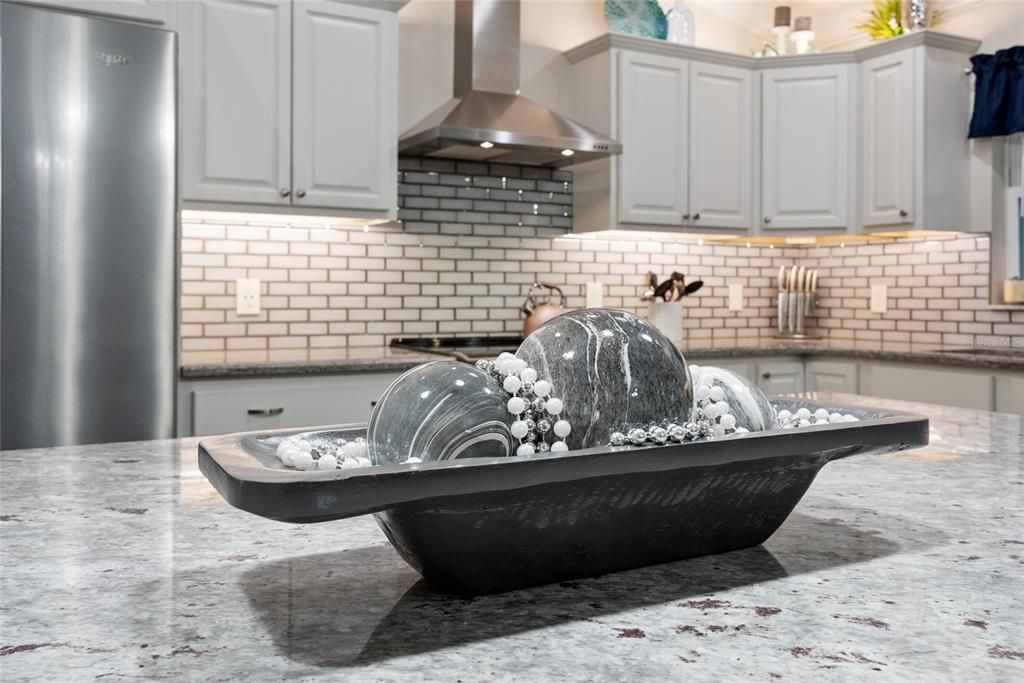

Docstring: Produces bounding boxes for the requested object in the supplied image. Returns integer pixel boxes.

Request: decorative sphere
[545,397,564,415]
[503,375,523,393]
[553,420,571,438]
[537,441,550,452]
[507,396,526,414]
[628,428,647,445]
[814,408,830,421]
[367,361,513,465]
[511,420,529,438]
[720,414,737,430]
[536,419,552,434]
[796,408,812,421]
[551,441,569,452]
[651,426,669,444]
[521,367,538,383]
[610,431,626,446]
[293,451,315,470]
[516,309,693,450]
[533,380,552,397]
[709,385,725,402]
[689,365,776,432]
[517,443,535,456]
[318,454,338,470]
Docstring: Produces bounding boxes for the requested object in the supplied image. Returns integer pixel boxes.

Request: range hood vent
[399,0,621,168]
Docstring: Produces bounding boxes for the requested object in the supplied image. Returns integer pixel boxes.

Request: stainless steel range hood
[399,0,621,167]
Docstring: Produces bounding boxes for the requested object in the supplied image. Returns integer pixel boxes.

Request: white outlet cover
[585,282,604,309]
[728,283,744,312]
[236,278,261,315]
[870,283,888,314]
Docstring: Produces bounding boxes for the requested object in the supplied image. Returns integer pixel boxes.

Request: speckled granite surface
[180,341,1024,378]
[2,395,1022,680]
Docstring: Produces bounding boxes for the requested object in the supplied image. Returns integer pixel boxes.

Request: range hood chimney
[399,0,621,167]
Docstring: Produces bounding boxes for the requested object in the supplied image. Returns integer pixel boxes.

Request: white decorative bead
[712,424,726,437]
[510,420,529,439]
[703,402,719,419]
[503,375,522,393]
[341,441,367,459]
[828,412,844,423]
[777,409,792,421]
[813,408,830,421]
[714,400,730,415]
[695,385,712,402]
[495,358,514,376]
[298,440,312,453]
[318,454,338,470]
[403,456,422,464]
[795,408,812,421]
[520,367,538,383]
[507,396,526,414]
[720,414,737,430]
[735,426,749,434]
[533,380,551,397]
[545,397,564,415]
[516,443,535,456]
[293,452,315,470]
[339,457,361,469]
[551,441,569,452]
[844,414,859,422]
[553,420,571,438]
[709,385,725,402]
[513,358,528,375]
[798,419,811,427]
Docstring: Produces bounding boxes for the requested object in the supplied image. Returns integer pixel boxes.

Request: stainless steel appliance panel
[1,4,177,449]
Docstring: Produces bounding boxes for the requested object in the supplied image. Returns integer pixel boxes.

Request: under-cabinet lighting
[560,149,575,157]
[480,141,494,149]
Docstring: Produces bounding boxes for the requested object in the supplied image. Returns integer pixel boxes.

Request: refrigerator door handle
[247,408,285,417]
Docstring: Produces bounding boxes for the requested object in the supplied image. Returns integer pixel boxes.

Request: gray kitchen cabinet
[702,359,755,380]
[995,375,1024,415]
[858,361,994,411]
[179,371,401,437]
[755,360,805,396]
[806,360,859,395]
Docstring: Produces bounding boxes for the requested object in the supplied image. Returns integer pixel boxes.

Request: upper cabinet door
[761,65,851,229]
[292,1,397,211]
[25,0,169,23]
[179,0,292,205]
[688,61,753,230]
[617,51,688,226]
[861,52,914,227]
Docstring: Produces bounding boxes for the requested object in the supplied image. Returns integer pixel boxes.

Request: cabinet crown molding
[565,29,981,67]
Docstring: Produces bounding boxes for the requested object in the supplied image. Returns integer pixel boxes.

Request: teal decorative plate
[605,0,668,39]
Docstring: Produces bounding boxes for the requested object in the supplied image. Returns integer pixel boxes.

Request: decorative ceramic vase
[515,309,693,450]
[367,361,513,465]
[903,0,932,32]
[604,0,668,40]
[647,301,684,347]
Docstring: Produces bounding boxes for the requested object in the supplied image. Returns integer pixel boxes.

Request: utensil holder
[776,291,818,339]
[647,301,684,346]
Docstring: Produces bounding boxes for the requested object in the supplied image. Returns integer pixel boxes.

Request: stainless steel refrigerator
[1,3,177,449]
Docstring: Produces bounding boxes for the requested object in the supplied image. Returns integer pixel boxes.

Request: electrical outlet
[728,283,744,312]
[585,282,604,308]
[870,283,888,314]
[236,278,261,315]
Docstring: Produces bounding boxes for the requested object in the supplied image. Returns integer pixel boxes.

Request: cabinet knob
[692,213,700,221]
[682,213,691,221]
[761,372,772,380]
[247,407,284,417]
[279,188,291,197]
[899,208,908,218]
[763,216,772,224]
[296,189,307,198]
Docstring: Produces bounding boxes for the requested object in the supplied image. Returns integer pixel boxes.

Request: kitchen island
[1,395,1022,680]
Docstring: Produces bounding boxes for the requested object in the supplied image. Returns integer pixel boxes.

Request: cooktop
[390,336,525,362]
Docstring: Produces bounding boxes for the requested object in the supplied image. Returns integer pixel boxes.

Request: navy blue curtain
[968,46,1024,139]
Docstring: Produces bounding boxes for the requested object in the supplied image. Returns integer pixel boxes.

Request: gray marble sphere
[690,364,776,432]
[367,361,513,465]
[515,309,693,450]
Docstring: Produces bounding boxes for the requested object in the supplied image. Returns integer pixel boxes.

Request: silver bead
[537,441,550,452]
[524,431,537,443]
[610,431,626,446]
[650,427,669,444]
[668,424,686,441]
[536,419,551,434]
[525,418,536,431]
[628,428,647,445]
[532,397,547,412]
[522,381,534,394]
[475,359,492,372]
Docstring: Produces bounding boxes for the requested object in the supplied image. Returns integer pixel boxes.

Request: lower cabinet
[806,360,859,395]
[179,371,401,437]
[996,375,1024,415]
[755,360,805,395]
[859,362,995,411]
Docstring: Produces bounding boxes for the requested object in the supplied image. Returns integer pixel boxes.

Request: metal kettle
[520,282,565,336]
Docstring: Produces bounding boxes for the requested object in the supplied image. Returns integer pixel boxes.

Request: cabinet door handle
[898,208,908,218]
[279,188,291,197]
[692,213,700,221]
[761,372,772,379]
[763,216,772,224]
[296,189,307,198]
[682,213,691,221]
[247,407,284,417]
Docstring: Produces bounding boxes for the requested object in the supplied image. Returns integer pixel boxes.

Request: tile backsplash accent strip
[180,160,1023,364]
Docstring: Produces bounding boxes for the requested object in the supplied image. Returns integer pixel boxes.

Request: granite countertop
[180,341,1024,378]
[2,395,1022,680]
